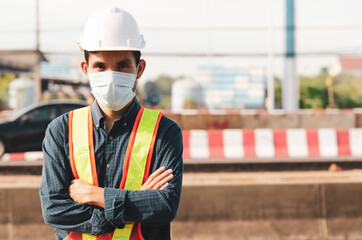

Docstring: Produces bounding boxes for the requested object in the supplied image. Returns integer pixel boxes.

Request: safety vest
[65,106,163,240]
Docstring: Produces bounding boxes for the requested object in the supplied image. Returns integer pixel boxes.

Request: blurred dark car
[0,100,87,156]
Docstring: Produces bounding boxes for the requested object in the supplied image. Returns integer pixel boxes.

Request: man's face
[81,51,146,92]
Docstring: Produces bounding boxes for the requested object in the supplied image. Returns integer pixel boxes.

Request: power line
[43,51,362,57]
[2,24,362,34]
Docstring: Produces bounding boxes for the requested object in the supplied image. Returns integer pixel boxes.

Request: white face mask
[88,70,137,111]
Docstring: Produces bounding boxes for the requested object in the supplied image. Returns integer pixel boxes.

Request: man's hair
[84,50,141,66]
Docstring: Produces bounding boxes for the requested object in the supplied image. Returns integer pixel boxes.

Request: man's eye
[119,64,129,69]
[94,64,105,69]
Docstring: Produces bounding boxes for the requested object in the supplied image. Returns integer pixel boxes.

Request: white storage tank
[8,77,35,110]
[171,78,202,112]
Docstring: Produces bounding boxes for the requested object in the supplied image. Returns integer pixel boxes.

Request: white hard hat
[79,7,146,51]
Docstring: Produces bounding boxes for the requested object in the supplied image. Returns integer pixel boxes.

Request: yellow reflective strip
[72,107,93,185]
[124,109,159,191]
[112,222,134,240]
[82,233,97,240]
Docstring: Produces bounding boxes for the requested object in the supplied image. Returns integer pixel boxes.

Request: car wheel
[0,139,5,158]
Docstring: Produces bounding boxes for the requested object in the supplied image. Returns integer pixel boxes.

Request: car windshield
[8,104,39,122]
[8,101,87,122]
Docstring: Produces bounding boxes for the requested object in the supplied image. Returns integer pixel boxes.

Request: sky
[1,0,362,81]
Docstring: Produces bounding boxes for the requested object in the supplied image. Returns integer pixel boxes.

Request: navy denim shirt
[39,97,183,240]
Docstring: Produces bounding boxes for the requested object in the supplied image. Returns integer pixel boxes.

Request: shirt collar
[91,96,141,129]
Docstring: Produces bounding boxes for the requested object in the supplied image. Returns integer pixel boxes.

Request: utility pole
[34,0,41,103]
[266,0,275,111]
[283,0,298,110]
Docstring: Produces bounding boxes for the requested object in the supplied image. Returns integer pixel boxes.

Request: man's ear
[81,60,88,77]
[136,59,146,79]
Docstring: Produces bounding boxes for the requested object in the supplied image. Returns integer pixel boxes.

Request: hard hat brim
[79,43,144,52]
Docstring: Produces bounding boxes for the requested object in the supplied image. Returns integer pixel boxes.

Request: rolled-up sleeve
[39,118,115,235]
[103,121,183,226]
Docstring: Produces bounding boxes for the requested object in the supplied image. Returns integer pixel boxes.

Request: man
[40,7,183,240]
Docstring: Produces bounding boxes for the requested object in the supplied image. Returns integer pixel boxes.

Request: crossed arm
[68,166,174,208]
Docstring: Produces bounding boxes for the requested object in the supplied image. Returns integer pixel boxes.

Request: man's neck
[97,99,133,132]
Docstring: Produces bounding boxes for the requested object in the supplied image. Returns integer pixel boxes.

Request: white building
[195,65,267,109]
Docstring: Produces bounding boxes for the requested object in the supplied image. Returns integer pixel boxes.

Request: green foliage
[299,74,328,109]
[0,73,16,105]
[274,77,282,108]
[298,70,362,109]
[333,73,362,108]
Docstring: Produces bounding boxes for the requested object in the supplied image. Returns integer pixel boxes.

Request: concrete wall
[0,188,53,240]
[2,182,362,239]
[166,112,359,130]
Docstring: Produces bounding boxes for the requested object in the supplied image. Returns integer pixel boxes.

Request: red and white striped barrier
[2,128,362,162]
[182,128,362,160]
[1,152,43,162]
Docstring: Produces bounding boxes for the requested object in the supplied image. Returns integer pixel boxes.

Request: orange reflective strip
[96,232,113,240]
[69,110,79,179]
[120,107,144,189]
[129,223,142,240]
[65,232,82,240]
[137,223,144,240]
[88,107,98,187]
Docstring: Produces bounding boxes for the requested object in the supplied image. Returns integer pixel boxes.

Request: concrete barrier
[179,113,242,130]
[299,113,356,129]
[242,113,299,129]
[1,173,362,239]
[356,113,362,128]
[0,187,54,240]
[164,111,358,130]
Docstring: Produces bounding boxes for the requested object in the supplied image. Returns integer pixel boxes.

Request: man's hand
[69,179,105,208]
[140,166,173,190]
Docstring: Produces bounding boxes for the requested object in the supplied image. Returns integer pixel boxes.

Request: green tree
[299,69,328,109]
[0,73,16,106]
[333,73,362,108]
[297,69,362,109]
[274,77,282,108]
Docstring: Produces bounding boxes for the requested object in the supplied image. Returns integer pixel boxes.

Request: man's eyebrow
[116,58,132,66]
[92,61,105,67]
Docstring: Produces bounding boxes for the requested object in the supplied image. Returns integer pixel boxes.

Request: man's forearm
[103,186,180,226]
[40,192,113,235]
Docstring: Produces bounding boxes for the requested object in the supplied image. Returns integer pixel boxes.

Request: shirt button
[108,136,113,141]
[96,124,100,129]
[106,163,111,168]
[123,122,127,127]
